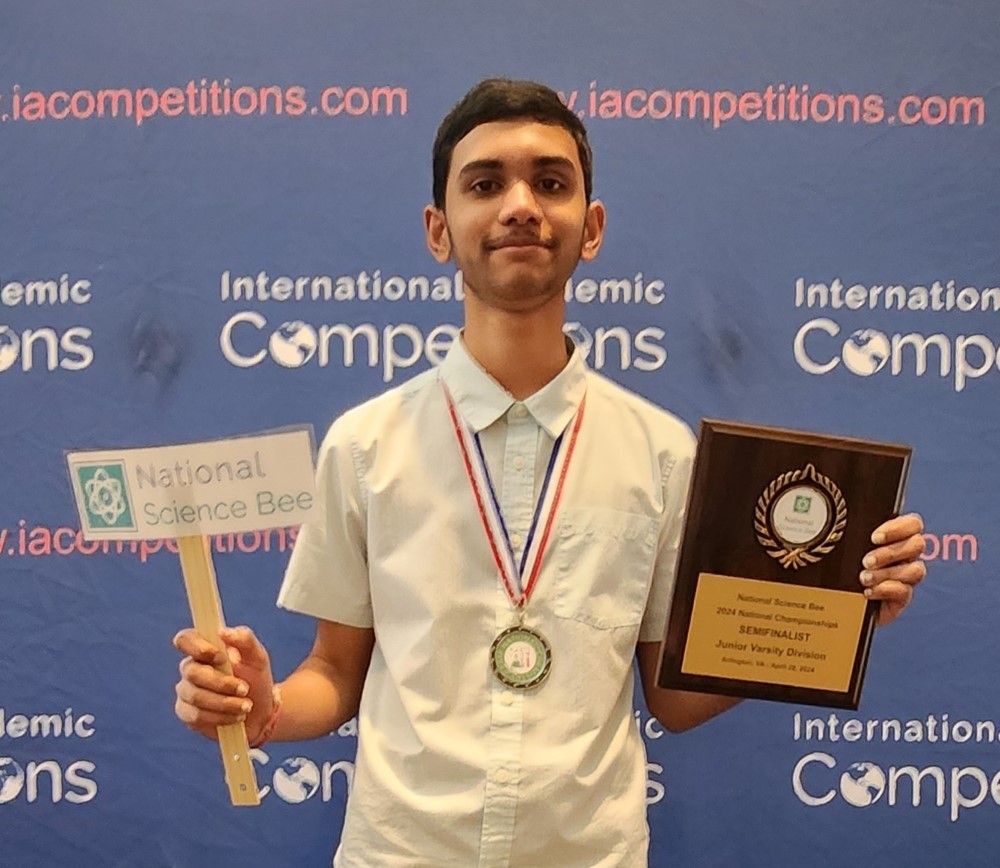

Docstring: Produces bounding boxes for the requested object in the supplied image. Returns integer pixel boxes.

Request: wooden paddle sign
[66,427,316,806]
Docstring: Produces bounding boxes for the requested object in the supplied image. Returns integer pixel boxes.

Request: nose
[498,180,542,225]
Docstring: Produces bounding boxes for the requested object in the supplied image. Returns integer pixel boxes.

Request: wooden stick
[177,535,260,806]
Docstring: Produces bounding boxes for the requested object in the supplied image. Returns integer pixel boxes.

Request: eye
[537,177,566,193]
[470,179,501,195]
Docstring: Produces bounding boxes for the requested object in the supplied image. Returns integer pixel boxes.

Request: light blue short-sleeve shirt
[278,337,695,868]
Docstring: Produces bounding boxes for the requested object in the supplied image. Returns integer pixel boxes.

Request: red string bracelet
[248,685,282,749]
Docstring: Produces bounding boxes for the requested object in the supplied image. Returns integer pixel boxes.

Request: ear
[424,205,452,264]
[580,200,606,262]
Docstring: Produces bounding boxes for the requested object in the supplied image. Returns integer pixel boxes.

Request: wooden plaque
[656,419,911,709]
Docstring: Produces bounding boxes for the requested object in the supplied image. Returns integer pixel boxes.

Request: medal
[491,625,552,689]
[444,382,585,690]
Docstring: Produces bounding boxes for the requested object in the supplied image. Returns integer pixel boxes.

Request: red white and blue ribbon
[443,384,586,609]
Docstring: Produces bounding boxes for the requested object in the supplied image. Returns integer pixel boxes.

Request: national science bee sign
[67,428,316,540]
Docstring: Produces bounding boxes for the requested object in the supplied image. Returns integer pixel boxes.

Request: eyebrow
[456,155,577,178]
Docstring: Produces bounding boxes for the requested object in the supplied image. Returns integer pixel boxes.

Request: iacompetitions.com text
[0,79,407,126]
[558,81,987,128]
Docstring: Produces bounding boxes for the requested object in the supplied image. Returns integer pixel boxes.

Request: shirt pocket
[550,506,659,629]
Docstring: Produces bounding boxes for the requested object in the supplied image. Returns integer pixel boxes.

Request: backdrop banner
[1,3,996,866]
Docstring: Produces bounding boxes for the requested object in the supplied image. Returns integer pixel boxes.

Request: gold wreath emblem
[754,463,847,570]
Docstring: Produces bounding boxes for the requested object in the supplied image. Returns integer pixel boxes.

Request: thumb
[219,625,271,676]
[220,626,276,733]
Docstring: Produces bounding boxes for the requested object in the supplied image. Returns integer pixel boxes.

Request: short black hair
[431,78,593,209]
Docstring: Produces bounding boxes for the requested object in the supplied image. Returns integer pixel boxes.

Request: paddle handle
[177,535,260,806]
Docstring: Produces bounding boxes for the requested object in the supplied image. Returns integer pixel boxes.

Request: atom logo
[84,468,128,525]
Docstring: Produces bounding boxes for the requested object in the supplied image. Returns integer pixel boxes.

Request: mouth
[485,236,554,251]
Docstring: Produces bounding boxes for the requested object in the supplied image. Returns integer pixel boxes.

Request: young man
[174,79,926,867]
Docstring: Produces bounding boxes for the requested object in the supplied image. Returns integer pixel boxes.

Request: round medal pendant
[490,626,552,690]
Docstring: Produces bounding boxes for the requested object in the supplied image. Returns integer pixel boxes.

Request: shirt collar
[439,334,587,438]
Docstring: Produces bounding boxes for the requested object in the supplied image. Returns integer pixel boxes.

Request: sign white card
[67,427,315,540]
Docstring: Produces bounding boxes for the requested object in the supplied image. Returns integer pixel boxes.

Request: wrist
[248,685,282,748]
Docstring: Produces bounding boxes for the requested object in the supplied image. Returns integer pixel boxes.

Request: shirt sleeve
[638,430,695,643]
[276,413,373,628]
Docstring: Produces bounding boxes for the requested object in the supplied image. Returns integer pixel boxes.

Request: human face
[424,120,605,315]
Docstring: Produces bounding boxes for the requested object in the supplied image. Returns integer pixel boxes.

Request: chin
[482,286,564,314]
[461,264,570,309]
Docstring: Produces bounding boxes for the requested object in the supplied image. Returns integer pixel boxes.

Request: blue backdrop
[1,2,997,865]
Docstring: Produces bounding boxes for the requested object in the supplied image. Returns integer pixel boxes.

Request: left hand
[860,513,926,626]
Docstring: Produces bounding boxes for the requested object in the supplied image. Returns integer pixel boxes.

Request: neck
[463,298,569,400]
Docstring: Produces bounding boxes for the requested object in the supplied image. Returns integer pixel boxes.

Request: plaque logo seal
[755,463,847,569]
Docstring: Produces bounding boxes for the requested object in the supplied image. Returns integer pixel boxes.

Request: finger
[174,703,223,741]
[862,533,926,570]
[176,679,254,717]
[173,629,227,666]
[179,658,250,697]
[860,559,926,590]
[174,697,247,731]
[871,512,924,545]
[863,578,914,609]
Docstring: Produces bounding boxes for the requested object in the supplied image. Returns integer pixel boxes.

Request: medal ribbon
[443,384,586,609]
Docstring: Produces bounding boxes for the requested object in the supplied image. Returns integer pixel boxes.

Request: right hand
[173,625,276,743]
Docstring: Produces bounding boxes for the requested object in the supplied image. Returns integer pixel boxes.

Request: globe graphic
[839,761,886,807]
[0,758,25,803]
[269,321,318,368]
[841,329,890,376]
[272,757,320,803]
[0,327,19,373]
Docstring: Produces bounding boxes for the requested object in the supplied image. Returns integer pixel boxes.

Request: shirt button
[501,693,514,706]
[510,532,523,549]
[512,456,526,471]
[494,769,512,784]
[511,405,527,419]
